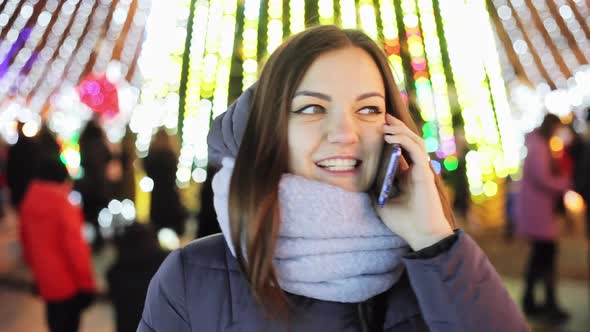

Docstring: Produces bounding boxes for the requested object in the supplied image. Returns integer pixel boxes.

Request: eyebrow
[293,91,385,101]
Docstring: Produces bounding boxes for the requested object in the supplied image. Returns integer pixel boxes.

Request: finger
[384,134,430,168]
[384,115,426,152]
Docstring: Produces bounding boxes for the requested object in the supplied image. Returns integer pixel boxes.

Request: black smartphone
[373,143,402,208]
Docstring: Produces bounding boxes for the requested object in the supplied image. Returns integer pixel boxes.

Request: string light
[93,0,133,74]
[0,1,55,99]
[132,0,193,157]
[472,0,521,176]
[438,0,505,196]
[400,0,440,156]
[378,0,405,89]
[415,0,456,162]
[242,0,260,90]
[339,0,357,29]
[554,0,590,63]
[358,0,377,40]
[317,0,333,25]
[490,0,546,85]
[64,0,113,84]
[18,0,81,107]
[29,0,97,114]
[267,0,283,54]
[118,0,152,78]
[529,0,579,87]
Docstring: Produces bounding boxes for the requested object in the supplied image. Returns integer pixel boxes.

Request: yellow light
[483,181,498,197]
[564,190,585,214]
[549,136,564,152]
[318,0,333,25]
[340,0,357,28]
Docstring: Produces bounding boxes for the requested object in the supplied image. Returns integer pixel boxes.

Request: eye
[357,106,382,115]
[294,104,326,115]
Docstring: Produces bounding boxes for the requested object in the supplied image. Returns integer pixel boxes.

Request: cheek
[287,123,318,175]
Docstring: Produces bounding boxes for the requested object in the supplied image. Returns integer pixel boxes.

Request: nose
[325,111,359,144]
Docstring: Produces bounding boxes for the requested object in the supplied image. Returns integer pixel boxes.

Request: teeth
[324,165,356,171]
[316,158,358,167]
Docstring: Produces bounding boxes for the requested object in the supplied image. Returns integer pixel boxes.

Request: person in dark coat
[139,26,527,331]
[107,223,168,332]
[143,129,187,237]
[75,118,112,251]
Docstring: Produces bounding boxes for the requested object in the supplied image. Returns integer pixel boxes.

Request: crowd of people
[0,25,588,332]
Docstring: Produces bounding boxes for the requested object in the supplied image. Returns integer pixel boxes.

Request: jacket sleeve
[527,136,570,194]
[61,201,96,292]
[402,230,528,332]
[138,249,191,332]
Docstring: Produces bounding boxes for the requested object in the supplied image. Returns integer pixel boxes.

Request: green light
[444,156,459,171]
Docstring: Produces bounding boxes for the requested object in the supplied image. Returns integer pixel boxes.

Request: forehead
[296,47,385,96]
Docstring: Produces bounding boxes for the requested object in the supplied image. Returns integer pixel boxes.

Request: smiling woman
[138,25,528,332]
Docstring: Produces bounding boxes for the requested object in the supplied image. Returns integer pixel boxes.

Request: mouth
[314,157,362,173]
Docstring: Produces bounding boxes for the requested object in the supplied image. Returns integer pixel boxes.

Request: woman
[139,26,526,331]
[516,113,571,322]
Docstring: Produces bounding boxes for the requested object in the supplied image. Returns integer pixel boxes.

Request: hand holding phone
[377,144,402,208]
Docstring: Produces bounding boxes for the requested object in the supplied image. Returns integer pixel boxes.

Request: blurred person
[75,117,113,252]
[19,157,96,332]
[0,137,7,220]
[139,26,526,332]
[516,113,571,322]
[6,122,40,208]
[143,128,187,237]
[195,164,221,238]
[110,128,136,201]
[107,223,169,332]
[573,108,590,238]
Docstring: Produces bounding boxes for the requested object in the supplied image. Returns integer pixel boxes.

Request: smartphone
[376,144,402,208]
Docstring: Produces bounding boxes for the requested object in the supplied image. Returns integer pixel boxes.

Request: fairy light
[289,0,305,33]
[93,0,133,74]
[267,0,283,54]
[64,0,113,84]
[242,0,260,90]
[317,0,333,25]
[554,0,590,62]
[378,0,405,89]
[491,0,546,85]
[358,0,377,39]
[212,1,238,118]
[118,0,152,78]
[0,0,21,40]
[570,0,590,31]
[175,0,209,182]
[438,0,504,196]
[415,0,456,162]
[510,0,565,85]
[400,0,439,155]
[529,0,579,87]
[179,0,225,184]
[0,1,36,67]
[339,0,357,29]
[0,1,55,99]
[471,0,521,176]
[18,0,79,102]
[132,0,193,157]
[29,0,97,114]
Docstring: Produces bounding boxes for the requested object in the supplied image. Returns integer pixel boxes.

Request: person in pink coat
[516,113,571,323]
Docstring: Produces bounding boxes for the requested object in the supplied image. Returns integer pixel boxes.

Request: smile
[315,158,362,173]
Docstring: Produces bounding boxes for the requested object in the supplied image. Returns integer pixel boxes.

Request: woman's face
[288,47,387,192]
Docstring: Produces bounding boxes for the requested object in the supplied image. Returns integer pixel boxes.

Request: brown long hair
[229,25,456,316]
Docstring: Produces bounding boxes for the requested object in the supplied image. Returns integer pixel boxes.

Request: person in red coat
[19,157,96,332]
